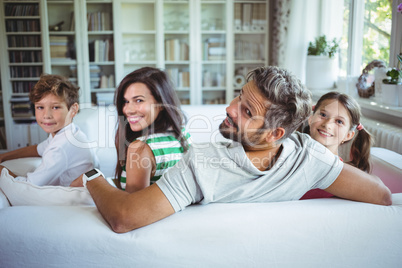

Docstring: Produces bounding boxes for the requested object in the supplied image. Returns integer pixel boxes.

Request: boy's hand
[70,174,84,187]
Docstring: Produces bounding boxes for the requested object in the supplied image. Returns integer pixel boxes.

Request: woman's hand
[70,174,84,187]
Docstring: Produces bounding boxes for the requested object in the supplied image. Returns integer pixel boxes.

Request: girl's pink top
[300,157,343,200]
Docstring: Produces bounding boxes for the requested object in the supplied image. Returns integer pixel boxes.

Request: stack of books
[10,96,33,118]
[89,65,101,89]
[234,3,267,31]
[203,38,226,61]
[87,12,112,31]
[49,36,69,58]
[89,39,113,62]
[166,68,190,88]
[164,39,189,61]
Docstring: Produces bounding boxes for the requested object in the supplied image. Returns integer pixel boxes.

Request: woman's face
[308,99,355,154]
[122,82,161,132]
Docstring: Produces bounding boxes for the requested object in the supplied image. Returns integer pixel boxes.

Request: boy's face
[34,94,77,137]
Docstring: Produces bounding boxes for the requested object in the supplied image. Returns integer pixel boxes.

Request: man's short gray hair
[247,66,312,141]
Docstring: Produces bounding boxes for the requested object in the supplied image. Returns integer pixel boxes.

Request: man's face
[219,81,271,149]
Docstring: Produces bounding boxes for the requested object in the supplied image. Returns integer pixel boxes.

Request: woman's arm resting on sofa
[86,177,175,233]
[325,163,392,205]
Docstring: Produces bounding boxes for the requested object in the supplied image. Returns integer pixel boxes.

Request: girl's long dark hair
[114,67,189,184]
[313,92,373,173]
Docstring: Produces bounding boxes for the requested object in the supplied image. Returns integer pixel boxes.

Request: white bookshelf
[0,0,269,150]
[114,0,269,105]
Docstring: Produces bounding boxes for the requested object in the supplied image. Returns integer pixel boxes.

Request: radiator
[361,117,402,155]
[338,117,402,160]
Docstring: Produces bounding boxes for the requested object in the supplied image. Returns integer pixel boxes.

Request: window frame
[347,0,402,77]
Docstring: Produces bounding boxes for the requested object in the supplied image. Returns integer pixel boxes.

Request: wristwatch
[82,168,104,188]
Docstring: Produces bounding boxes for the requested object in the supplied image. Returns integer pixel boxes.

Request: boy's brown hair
[29,74,80,109]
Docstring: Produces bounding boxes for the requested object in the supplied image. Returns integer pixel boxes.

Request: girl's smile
[308,99,355,154]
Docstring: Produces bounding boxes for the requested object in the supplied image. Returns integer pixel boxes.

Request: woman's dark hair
[114,67,189,182]
[311,91,373,173]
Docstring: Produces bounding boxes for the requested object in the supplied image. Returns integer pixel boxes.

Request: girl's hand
[70,174,84,187]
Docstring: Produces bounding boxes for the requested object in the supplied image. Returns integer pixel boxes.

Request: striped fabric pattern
[120,130,191,190]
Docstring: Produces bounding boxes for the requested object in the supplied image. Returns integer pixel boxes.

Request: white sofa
[1,104,402,268]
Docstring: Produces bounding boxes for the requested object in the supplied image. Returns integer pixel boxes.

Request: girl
[301,91,373,199]
[114,67,190,193]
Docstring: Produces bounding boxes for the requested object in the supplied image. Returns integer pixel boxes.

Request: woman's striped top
[119,130,191,190]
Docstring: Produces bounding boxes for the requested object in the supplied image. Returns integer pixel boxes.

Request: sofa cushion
[0,168,94,206]
[0,188,10,208]
[0,194,401,267]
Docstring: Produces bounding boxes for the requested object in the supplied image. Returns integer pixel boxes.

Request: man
[71,66,392,233]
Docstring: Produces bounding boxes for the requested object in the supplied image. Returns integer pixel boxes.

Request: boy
[0,74,98,186]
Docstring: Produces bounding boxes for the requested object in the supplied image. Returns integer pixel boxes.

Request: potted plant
[306,35,340,90]
[381,54,402,106]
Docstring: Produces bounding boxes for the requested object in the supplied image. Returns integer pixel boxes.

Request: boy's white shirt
[14,122,98,186]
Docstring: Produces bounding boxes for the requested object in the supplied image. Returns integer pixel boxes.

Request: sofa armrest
[1,157,42,177]
[371,147,402,193]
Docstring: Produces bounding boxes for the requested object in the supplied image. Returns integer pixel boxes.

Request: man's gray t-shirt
[156,132,343,212]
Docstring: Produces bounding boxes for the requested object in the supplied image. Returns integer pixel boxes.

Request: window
[339,0,395,77]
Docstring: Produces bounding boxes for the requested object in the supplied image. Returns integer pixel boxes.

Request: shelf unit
[43,0,116,106]
[42,0,80,89]
[114,0,269,105]
[0,0,269,150]
[0,0,45,150]
[83,0,116,105]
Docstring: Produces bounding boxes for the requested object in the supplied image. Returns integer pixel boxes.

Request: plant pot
[306,55,338,90]
[381,83,401,107]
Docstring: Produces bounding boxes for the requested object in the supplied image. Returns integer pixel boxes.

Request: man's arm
[325,163,392,205]
[85,176,175,233]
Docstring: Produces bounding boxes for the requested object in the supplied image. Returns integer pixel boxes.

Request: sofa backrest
[74,104,230,178]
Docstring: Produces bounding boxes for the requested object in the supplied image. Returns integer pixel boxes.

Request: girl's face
[308,99,355,154]
[122,82,161,132]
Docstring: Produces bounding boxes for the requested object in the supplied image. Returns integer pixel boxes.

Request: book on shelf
[6,19,40,32]
[234,3,242,31]
[11,101,33,118]
[203,38,226,61]
[236,3,266,32]
[10,66,42,78]
[89,65,101,88]
[5,3,39,16]
[49,36,69,58]
[166,68,190,88]
[69,12,75,31]
[242,3,252,31]
[12,81,36,94]
[89,39,113,62]
[178,72,190,88]
[99,75,114,89]
[87,11,112,31]
[9,50,42,63]
[8,36,41,48]
[165,39,189,61]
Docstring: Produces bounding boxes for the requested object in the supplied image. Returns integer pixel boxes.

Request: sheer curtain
[269,0,291,67]
[270,0,343,83]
